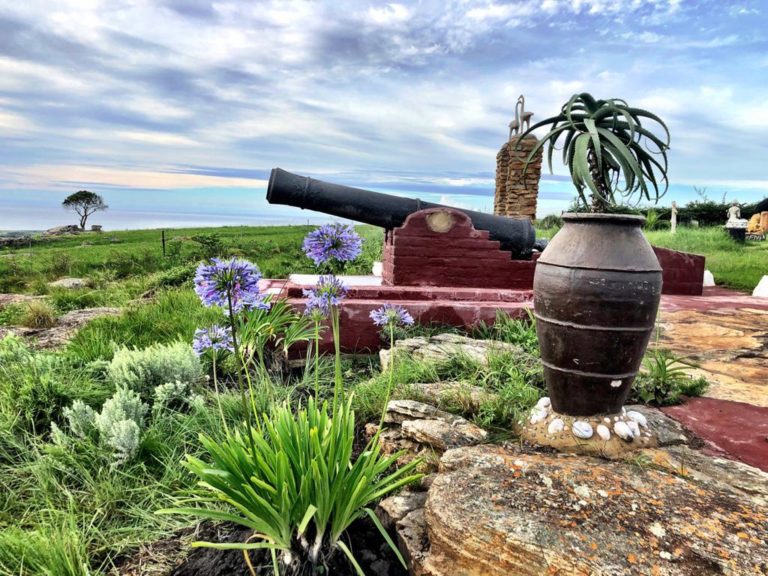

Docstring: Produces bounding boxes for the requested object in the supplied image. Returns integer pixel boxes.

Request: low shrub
[472,310,539,354]
[55,387,148,464]
[107,340,203,398]
[20,300,58,329]
[629,348,709,406]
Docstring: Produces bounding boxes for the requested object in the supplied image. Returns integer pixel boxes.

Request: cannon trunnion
[267,168,536,259]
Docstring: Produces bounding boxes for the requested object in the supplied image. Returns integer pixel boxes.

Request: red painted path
[663,397,768,472]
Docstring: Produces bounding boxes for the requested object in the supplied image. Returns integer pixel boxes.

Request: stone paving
[658,288,768,407]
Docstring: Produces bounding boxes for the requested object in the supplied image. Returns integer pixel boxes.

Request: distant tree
[63,190,108,230]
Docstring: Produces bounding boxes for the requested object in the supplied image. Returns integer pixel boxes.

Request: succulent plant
[521,93,670,212]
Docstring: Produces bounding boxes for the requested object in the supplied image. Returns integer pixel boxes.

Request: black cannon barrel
[267,168,536,258]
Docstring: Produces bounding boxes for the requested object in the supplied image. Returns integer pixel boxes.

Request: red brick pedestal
[382,207,537,289]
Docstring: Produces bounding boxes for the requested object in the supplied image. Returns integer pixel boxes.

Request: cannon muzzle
[267,168,536,258]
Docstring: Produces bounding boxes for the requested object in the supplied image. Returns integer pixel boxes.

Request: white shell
[572,420,594,439]
[547,418,565,435]
[627,421,641,438]
[536,397,551,410]
[626,410,648,428]
[529,408,547,425]
[614,421,635,441]
[596,424,611,441]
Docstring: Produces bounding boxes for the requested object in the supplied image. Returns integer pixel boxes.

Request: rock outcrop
[402,444,768,576]
[370,400,488,474]
[0,307,120,348]
[380,333,530,369]
[48,277,90,290]
[42,225,80,236]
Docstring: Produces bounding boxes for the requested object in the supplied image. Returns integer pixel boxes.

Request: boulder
[414,444,768,576]
[377,491,428,531]
[42,225,80,236]
[48,277,89,290]
[0,235,32,248]
[380,333,529,369]
[373,400,488,474]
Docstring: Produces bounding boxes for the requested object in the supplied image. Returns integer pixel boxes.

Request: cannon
[267,168,536,258]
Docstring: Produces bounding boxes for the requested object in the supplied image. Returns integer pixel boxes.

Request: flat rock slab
[380,333,527,369]
[638,445,768,508]
[0,294,45,308]
[385,400,487,449]
[663,397,768,472]
[411,381,497,414]
[421,444,768,576]
[48,277,90,290]
[656,305,768,407]
[0,307,120,348]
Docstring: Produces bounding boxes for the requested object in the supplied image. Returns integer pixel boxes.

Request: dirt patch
[114,518,407,576]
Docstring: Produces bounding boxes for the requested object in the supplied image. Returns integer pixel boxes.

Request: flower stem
[331,306,342,410]
[377,324,396,431]
[211,354,229,436]
[226,290,259,455]
[314,320,320,398]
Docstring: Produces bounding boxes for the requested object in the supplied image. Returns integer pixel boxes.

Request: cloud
[0,0,766,230]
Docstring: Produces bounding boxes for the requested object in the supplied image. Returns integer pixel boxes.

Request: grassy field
[645,227,767,292]
[0,225,384,295]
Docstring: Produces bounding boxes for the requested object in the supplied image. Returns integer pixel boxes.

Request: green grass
[66,289,223,363]
[645,226,767,292]
[0,225,384,296]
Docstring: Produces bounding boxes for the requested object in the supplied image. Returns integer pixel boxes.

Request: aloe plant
[521,93,670,212]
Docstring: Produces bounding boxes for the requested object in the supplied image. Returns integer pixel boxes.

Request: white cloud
[366,3,412,25]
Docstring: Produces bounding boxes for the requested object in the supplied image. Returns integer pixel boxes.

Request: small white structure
[703,270,715,287]
[372,261,383,277]
[753,275,768,298]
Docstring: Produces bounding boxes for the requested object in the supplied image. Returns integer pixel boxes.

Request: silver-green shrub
[61,400,97,438]
[152,380,203,415]
[58,387,148,464]
[104,419,142,464]
[95,387,147,436]
[107,341,203,396]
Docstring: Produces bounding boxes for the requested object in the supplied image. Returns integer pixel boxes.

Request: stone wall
[494,134,542,220]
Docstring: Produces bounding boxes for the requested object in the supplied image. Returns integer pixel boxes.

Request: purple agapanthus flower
[370,304,414,328]
[303,275,348,318]
[302,224,362,267]
[193,325,234,356]
[194,258,269,314]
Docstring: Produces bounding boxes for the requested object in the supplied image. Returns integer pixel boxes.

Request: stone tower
[495,95,542,221]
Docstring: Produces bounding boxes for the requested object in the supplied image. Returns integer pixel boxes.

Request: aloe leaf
[583,118,602,173]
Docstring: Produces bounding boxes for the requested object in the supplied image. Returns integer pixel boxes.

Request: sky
[1,0,767,230]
